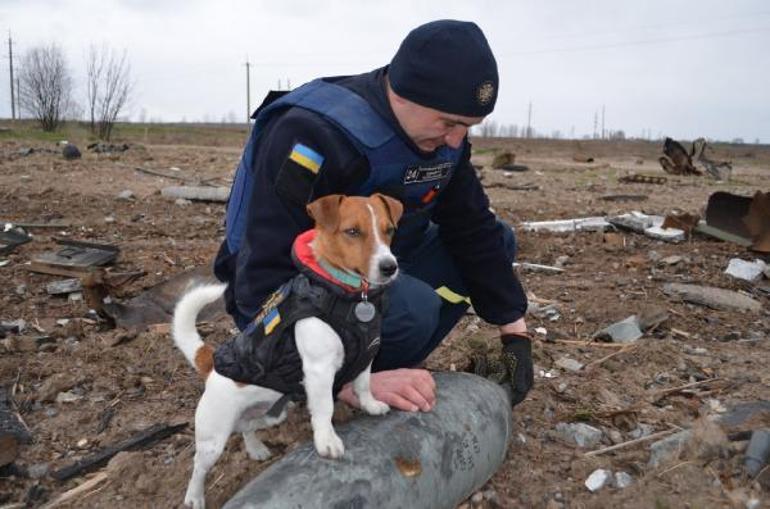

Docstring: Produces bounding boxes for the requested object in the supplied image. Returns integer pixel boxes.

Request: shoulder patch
[289,143,324,174]
[275,143,325,206]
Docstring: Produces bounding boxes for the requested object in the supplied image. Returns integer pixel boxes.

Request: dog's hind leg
[185,385,237,509]
[295,317,345,458]
[241,430,272,461]
[185,373,280,508]
[352,362,389,416]
[236,392,290,461]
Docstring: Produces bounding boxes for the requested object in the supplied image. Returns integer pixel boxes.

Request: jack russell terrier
[172,193,403,509]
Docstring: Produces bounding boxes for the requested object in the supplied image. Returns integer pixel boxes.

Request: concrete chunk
[556,422,603,448]
[594,315,644,343]
[649,430,692,467]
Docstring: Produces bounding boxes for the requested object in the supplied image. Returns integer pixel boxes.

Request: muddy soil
[1,133,768,508]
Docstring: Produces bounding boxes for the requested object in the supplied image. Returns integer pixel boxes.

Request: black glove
[500,333,534,407]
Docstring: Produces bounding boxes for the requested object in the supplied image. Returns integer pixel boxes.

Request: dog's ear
[306,194,345,231]
[374,193,404,226]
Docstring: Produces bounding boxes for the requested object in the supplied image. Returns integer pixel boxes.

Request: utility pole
[9,32,16,120]
[526,101,532,138]
[601,105,605,139]
[16,76,20,119]
[244,58,251,124]
[287,78,291,90]
[593,111,598,139]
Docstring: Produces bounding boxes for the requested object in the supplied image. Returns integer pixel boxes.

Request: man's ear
[306,194,345,231]
[374,193,404,226]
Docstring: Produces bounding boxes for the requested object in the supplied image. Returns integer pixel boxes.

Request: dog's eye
[344,228,361,238]
[385,225,396,237]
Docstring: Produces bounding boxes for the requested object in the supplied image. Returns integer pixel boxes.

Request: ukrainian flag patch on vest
[289,143,324,174]
[254,283,291,335]
[262,308,281,335]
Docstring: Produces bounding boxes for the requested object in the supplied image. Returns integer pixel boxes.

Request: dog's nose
[378,258,398,278]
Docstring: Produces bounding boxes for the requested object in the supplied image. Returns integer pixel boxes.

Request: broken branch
[584,428,680,457]
[51,422,186,481]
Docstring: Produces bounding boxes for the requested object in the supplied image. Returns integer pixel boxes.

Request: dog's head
[307,194,404,287]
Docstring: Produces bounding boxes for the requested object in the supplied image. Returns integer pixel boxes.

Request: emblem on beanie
[476,81,495,106]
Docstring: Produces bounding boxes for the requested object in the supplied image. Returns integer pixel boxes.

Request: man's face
[387,84,485,152]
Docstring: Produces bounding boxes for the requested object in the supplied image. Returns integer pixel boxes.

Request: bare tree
[476,119,499,138]
[18,44,73,131]
[86,45,132,140]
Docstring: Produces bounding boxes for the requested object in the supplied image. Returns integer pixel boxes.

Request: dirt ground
[1,126,769,509]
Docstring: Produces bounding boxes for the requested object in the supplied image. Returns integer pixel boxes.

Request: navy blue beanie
[389,20,498,117]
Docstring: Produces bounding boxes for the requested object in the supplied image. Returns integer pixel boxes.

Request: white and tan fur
[172,194,403,509]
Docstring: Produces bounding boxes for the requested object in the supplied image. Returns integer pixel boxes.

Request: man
[214,19,532,412]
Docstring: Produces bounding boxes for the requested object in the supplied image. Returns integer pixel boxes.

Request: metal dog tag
[354,301,376,323]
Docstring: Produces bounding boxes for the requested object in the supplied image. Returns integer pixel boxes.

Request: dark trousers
[373,222,516,371]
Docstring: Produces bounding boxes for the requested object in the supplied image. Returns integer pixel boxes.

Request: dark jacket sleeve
[229,108,368,320]
[432,141,528,325]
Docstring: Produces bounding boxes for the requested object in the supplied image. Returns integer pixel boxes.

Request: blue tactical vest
[225,78,464,257]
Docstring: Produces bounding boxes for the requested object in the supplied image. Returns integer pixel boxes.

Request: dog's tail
[172,283,227,377]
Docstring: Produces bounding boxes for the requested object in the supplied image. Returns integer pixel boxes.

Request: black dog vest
[213,230,386,400]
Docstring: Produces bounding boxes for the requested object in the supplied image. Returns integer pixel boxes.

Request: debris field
[1,131,769,508]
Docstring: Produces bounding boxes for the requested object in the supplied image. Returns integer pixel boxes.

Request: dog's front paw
[361,399,390,416]
[245,439,272,461]
[184,494,205,509]
[314,428,345,459]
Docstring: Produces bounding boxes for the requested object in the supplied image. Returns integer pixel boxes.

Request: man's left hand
[500,333,534,406]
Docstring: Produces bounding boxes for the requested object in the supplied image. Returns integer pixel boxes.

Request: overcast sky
[2,0,769,142]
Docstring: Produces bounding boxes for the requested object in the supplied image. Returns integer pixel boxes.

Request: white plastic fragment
[520,217,610,233]
[555,357,584,372]
[585,468,612,492]
[725,258,768,283]
[614,471,633,488]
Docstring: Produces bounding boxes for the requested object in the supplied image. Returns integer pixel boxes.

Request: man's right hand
[338,368,436,412]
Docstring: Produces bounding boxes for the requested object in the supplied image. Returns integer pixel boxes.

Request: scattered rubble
[593,315,643,343]
[0,224,32,255]
[555,356,583,372]
[648,430,692,467]
[521,217,610,233]
[87,142,130,153]
[160,185,229,202]
[613,472,633,489]
[29,238,119,276]
[1,134,768,508]
[555,422,603,448]
[0,388,32,467]
[745,429,770,477]
[692,138,733,181]
[662,283,763,312]
[491,151,515,169]
[62,143,81,160]
[618,173,667,185]
[609,211,685,242]
[584,469,612,492]
[659,137,701,176]
[725,258,768,282]
[701,191,770,253]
